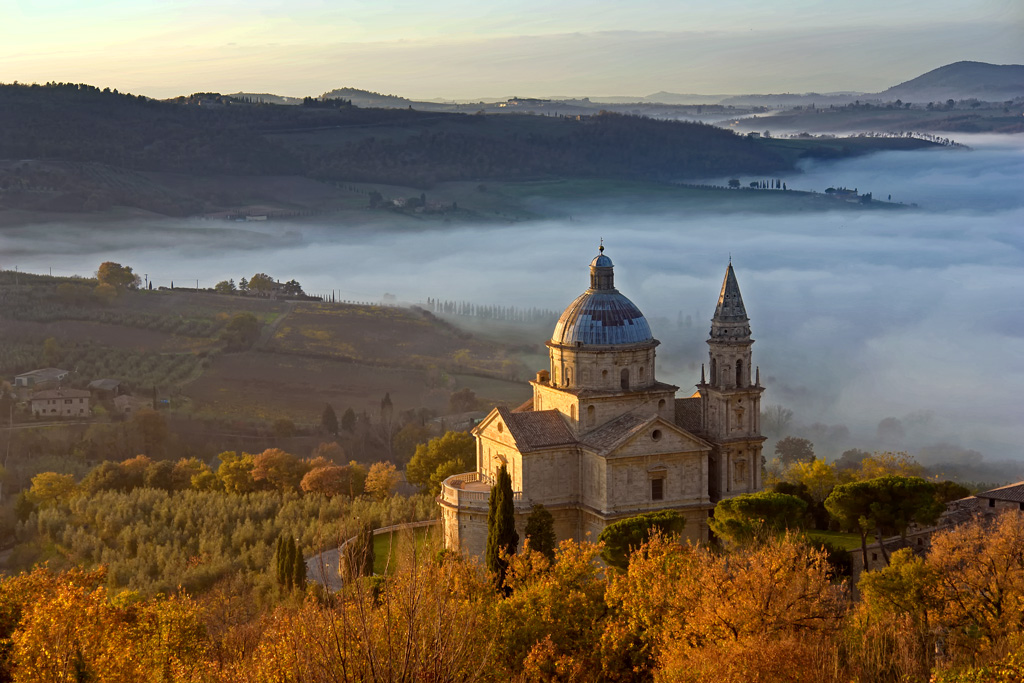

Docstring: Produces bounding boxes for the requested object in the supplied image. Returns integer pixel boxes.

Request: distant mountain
[877,61,1024,103]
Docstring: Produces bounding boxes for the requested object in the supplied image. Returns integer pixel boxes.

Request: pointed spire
[756,366,760,386]
[710,262,751,341]
[701,363,706,384]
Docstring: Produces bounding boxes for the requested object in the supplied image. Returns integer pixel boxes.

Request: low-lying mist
[2,134,1021,470]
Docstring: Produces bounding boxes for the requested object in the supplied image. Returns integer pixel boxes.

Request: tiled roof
[580,412,651,453]
[978,481,1024,504]
[31,389,90,400]
[675,397,702,433]
[497,407,577,452]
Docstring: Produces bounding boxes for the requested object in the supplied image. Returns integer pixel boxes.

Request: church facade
[439,248,765,555]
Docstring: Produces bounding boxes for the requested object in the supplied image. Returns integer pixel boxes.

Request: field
[372,524,441,575]
[806,530,863,551]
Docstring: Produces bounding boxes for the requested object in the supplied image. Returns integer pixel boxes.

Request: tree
[321,404,338,435]
[340,408,357,433]
[826,475,942,566]
[760,405,793,438]
[248,272,274,296]
[406,431,474,494]
[217,451,257,494]
[219,312,260,351]
[96,261,140,291]
[448,388,478,413]
[524,504,557,563]
[598,510,685,571]
[774,436,815,465]
[709,491,807,545]
[238,277,249,293]
[93,282,117,304]
[214,279,236,294]
[252,448,306,491]
[27,472,75,506]
[486,465,518,590]
[856,451,924,479]
[282,279,304,296]
[293,542,307,590]
[300,465,345,498]
[364,461,399,501]
[728,178,740,188]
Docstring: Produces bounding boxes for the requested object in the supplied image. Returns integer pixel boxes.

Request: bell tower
[697,262,765,501]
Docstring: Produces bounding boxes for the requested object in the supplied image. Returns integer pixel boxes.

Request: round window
[652,429,662,441]
[497,422,504,433]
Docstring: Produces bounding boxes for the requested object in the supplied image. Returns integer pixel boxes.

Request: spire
[710,262,751,341]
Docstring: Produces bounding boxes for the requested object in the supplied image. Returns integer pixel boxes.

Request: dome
[551,249,654,346]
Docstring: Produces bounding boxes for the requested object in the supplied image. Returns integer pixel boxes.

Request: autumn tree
[96,261,140,291]
[27,472,75,506]
[598,510,685,571]
[364,461,399,501]
[216,451,257,494]
[406,430,474,494]
[486,465,518,590]
[251,448,306,491]
[710,491,807,545]
[248,272,274,296]
[219,312,260,351]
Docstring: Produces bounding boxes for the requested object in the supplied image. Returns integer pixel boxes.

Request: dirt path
[255,300,296,350]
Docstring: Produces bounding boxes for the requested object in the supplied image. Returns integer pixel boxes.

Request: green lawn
[372,525,440,575]
[807,530,862,551]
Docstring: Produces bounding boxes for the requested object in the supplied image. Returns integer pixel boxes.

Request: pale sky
[2,0,1022,99]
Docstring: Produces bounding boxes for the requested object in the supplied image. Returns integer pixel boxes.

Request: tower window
[620,368,630,391]
[736,360,744,387]
[710,359,717,387]
[587,405,595,427]
[651,478,664,500]
[639,366,645,382]
[658,398,666,412]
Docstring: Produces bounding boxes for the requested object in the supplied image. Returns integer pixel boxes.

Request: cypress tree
[524,503,557,564]
[285,537,296,590]
[293,542,307,590]
[275,536,285,585]
[485,465,519,591]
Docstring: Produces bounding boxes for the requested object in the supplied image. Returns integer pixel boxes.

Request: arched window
[639,366,645,382]
[565,367,572,387]
[587,405,595,427]
[620,368,630,391]
[736,359,743,387]
[602,369,608,382]
[658,398,666,413]
[710,359,717,387]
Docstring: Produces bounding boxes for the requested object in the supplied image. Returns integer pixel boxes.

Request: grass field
[807,530,862,551]
[372,524,441,575]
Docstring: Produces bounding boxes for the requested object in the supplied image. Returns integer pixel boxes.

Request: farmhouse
[14,367,69,389]
[440,248,765,556]
[29,388,91,417]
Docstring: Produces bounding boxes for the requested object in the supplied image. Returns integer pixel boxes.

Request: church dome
[551,248,654,346]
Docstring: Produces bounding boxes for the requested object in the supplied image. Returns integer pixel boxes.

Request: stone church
[439,247,765,555]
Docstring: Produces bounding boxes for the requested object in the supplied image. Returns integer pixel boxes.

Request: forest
[1,432,1020,682]
[0,82,939,217]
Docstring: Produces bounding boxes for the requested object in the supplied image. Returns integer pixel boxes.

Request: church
[439,247,765,554]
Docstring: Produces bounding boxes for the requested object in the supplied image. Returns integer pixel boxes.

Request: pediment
[583,412,710,457]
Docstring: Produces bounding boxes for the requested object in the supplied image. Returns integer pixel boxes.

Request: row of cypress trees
[275,534,307,591]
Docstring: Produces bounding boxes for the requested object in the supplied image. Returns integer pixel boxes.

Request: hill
[878,61,1024,103]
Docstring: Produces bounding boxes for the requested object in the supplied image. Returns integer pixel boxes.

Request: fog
[2,134,1022,467]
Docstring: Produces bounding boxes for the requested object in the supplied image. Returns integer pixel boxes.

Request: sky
[2,0,1022,99]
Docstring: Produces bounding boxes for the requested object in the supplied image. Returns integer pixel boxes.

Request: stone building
[439,247,766,556]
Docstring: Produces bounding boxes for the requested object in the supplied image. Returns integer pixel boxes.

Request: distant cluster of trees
[213,273,304,298]
[424,297,559,323]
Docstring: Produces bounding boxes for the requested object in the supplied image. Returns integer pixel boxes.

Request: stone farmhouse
[29,388,91,417]
[440,247,765,556]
